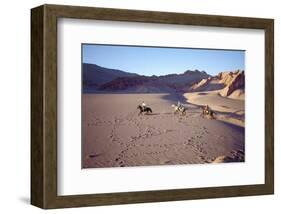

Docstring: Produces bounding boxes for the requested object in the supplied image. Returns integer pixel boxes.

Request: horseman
[141,101,147,111]
[177,101,183,110]
[172,101,186,115]
[137,101,152,115]
[201,104,215,119]
[204,104,210,114]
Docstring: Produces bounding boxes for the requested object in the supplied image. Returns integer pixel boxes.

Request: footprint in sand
[199,155,206,161]
[118,161,126,167]
[88,153,101,159]
[183,141,192,146]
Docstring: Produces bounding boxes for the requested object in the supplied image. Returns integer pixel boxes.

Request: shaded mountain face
[82,63,210,93]
[83,63,138,92]
[189,70,245,99]
[100,70,210,93]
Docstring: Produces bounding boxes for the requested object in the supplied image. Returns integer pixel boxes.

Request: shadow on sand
[161,93,244,129]
[161,93,187,104]
[219,120,245,132]
[144,113,160,116]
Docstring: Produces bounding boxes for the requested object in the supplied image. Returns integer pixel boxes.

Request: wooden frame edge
[31,4,274,209]
[264,19,274,194]
[31,5,45,208]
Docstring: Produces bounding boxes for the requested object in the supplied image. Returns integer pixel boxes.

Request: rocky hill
[83,63,138,92]
[189,70,245,99]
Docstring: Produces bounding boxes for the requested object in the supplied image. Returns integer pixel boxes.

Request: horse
[171,104,186,116]
[137,105,152,115]
[201,106,215,119]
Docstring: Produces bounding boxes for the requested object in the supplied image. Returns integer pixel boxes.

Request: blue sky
[82,44,245,76]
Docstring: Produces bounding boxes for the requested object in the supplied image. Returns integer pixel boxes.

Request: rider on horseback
[204,104,210,114]
[177,101,186,112]
[142,101,147,111]
[201,104,215,119]
[171,101,186,115]
[137,101,152,115]
[177,101,183,109]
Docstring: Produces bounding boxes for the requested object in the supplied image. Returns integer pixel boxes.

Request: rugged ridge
[99,70,210,93]
[219,71,245,97]
[189,70,245,99]
[83,63,210,93]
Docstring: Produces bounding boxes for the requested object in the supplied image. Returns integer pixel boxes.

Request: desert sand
[184,90,245,127]
[82,92,244,168]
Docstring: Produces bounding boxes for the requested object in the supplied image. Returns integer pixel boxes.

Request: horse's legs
[201,112,204,118]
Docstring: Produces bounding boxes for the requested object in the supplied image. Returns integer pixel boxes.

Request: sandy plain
[82,93,245,168]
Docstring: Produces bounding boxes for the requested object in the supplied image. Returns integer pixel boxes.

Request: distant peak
[216,69,244,79]
[183,69,209,75]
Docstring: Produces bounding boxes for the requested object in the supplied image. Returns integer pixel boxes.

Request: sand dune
[184,91,244,127]
[82,93,244,168]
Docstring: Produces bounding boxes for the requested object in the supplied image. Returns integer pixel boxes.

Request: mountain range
[83,63,244,99]
[83,63,210,93]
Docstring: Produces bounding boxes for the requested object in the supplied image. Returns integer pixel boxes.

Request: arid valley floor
[82,92,245,168]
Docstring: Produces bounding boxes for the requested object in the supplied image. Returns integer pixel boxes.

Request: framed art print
[31,4,274,209]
